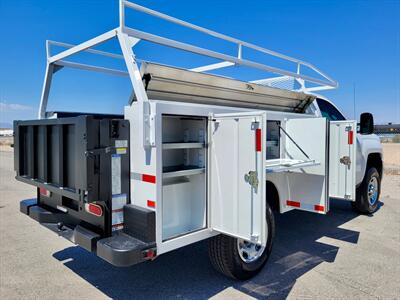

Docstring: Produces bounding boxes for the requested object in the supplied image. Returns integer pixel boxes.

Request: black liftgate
[14,115,130,236]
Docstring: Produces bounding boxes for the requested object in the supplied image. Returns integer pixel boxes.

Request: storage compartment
[265,118,321,173]
[266,120,281,160]
[265,117,330,214]
[161,115,207,240]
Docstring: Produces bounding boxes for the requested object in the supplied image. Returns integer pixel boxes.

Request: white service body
[125,99,358,255]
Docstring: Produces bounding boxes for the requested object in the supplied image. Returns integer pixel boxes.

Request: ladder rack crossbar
[122,26,334,87]
[120,0,337,88]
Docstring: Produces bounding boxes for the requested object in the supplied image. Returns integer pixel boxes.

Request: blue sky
[0,0,399,126]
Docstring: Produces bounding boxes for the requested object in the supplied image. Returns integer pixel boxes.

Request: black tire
[208,202,275,280]
[352,167,381,214]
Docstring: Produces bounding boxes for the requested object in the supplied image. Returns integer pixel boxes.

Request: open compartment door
[329,121,357,201]
[208,112,267,246]
[282,117,329,214]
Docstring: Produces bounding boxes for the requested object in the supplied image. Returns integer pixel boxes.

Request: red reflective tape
[256,128,262,152]
[286,200,301,208]
[314,205,325,212]
[348,130,354,145]
[142,174,156,184]
[112,223,124,228]
[147,200,156,208]
[112,208,124,213]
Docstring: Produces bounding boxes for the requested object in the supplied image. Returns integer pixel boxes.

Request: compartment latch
[340,156,351,167]
[244,171,259,190]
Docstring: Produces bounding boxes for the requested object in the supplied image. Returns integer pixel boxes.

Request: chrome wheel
[367,176,379,205]
[237,239,265,263]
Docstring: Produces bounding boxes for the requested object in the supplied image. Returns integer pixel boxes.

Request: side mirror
[359,112,374,135]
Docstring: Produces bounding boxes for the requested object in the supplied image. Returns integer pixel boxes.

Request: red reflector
[255,128,262,152]
[348,130,354,145]
[147,200,156,208]
[86,203,103,217]
[314,205,325,212]
[144,249,156,259]
[39,187,50,197]
[142,174,156,184]
[286,200,301,208]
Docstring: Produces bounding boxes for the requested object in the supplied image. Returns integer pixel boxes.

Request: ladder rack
[38,1,338,119]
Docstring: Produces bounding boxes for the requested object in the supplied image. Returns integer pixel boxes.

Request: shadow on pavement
[53,200,363,299]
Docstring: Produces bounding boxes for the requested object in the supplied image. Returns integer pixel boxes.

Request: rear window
[316,99,346,121]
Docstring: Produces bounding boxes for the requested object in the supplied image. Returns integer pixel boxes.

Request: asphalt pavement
[1,150,399,299]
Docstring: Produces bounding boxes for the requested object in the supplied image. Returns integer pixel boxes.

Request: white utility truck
[14,1,383,280]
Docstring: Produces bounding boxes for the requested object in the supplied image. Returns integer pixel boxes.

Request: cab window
[316,98,346,121]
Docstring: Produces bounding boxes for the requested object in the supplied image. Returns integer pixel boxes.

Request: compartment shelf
[162,165,205,178]
[265,159,320,173]
[162,142,205,150]
[161,115,207,241]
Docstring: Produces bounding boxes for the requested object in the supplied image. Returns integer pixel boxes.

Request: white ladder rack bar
[46,40,125,60]
[123,26,333,87]
[123,1,303,64]
[54,60,129,77]
[48,29,117,64]
[121,1,337,88]
[190,61,234,73]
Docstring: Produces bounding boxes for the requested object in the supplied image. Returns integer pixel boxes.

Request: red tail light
[143,249,156,259]
[39,187,51,197]
[85,203,103,217]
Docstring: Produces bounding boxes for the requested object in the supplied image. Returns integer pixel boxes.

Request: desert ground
[383,143,400,175]
[0,142,399,299]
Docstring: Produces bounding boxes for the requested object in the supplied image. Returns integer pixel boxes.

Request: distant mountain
[0,122,12,129]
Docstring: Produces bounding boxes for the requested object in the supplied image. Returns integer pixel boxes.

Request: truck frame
[14,1,382,280]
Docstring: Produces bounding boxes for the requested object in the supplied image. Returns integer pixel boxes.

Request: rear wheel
[352,167,381,214]
[208,203,275,280]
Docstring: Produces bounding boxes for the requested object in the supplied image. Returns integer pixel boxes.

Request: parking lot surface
[1,148,399,299]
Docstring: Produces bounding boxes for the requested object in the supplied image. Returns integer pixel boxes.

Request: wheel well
[366,153,383,178]
[266,181,279,212]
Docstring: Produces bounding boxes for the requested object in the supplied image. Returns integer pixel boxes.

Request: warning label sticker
[115,140,128,148]
[112,194,127,210]
[112,211,124,226]
[116,147,127,155]
[111,154,121,195]
[112,194,127,230]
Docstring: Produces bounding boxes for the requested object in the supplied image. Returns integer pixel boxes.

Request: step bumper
[20,198,156,267]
